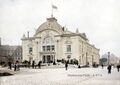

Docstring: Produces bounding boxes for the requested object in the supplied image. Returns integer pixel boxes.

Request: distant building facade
[101,53,120,66]
[22,17,100,66]
[11,46,22,63]
[0,39,22,64]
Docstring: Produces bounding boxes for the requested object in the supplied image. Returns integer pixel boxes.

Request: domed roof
[35,17,63,35]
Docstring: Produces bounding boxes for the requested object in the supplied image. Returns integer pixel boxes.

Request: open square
[0,66,120,85]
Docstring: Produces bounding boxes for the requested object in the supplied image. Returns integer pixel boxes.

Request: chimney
[27,31,29,38]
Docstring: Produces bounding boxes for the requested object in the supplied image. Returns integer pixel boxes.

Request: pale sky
[0,0,120,57]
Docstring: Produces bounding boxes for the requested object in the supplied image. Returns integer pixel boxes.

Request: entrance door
[43,55,46,63]
[47,55,50,63]
[42,55,54,63]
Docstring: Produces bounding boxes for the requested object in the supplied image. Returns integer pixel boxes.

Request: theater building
[21,17,100,65]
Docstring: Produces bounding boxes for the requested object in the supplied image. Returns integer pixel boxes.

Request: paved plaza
[0,66,120,85]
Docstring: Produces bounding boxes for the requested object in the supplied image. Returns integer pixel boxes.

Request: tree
[100,58,107,65]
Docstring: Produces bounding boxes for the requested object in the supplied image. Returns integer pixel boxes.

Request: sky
[0,0,120,57]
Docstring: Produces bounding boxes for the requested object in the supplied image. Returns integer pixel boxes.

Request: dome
[35,17,63,36]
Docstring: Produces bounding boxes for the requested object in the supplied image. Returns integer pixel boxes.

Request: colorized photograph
[0,0,120,85]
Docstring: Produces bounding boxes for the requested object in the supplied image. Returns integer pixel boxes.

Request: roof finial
[27,31,29,38]
[76,28,79,33]
[51,14,53,18]
[23,34,26,38]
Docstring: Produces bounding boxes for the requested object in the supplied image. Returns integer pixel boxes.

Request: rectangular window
[29,47,33,53]
[67,45,71,52]
[51,45,55,51]
[43,46,45,51]
[47,45,50,51]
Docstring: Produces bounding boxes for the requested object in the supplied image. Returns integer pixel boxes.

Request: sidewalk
[0,67,17,76]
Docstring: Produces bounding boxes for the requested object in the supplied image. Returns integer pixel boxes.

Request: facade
[11,46,22,63]
[0,39,22,64]
[22,17,100,66]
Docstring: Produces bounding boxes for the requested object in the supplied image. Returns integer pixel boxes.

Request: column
[82,54,84,65]
[45,55,47,63]
[92,55,94,65]
[86,52,88,65]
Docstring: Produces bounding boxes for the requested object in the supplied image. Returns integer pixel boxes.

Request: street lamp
[92,55,94,66]
[29,52,33,63]
[108,52,110,65]
[86,52,88,65]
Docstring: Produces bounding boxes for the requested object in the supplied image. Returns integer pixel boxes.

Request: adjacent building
[21,17,100,66]
[0,38,22,64]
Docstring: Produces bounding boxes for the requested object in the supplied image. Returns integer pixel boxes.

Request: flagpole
[51,3,53,17]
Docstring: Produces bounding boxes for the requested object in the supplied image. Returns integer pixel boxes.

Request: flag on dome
[52,5,57,9]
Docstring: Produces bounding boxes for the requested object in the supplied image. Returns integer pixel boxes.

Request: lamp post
[92,55,94,66]
[29,52,33,63]
[108,52,110,65]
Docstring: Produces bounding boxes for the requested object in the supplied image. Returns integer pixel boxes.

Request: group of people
[8,60,42,71]
[65,61,120,74]
[31,61,42,69]
[101,64,120,74]
[8,60,120,74]
[8,61,20,71]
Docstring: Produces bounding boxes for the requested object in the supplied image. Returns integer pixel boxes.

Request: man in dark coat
[8,62,12,70]
[101,64,104,69]
[38,61,41,69]
[14,62,17,71]
[32,61,35,69]
[65,61,68,70]
[107,65,112,74]
[117,64,120,72]
[28,61,31,68]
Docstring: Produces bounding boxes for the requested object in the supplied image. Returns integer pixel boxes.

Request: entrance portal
[42,55,54,63]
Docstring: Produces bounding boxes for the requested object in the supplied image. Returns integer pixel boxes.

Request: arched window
[42,36,55,51]
[43,36,54,45]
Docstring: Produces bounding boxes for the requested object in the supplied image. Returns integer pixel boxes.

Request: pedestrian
[117,64,120,72]
[16,61,20,71]
[107,65,112,74]
[101,64,104,69]
[65,61,68,70]
[38,61,41,69]
[14,61,19,71]
[8,61,12,70]
[28,61,31,68]
[32,61,35,69]
[34,61,37,69]
[78,64,81,68]
[14,62,17,71]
